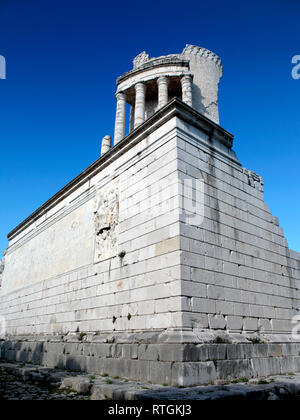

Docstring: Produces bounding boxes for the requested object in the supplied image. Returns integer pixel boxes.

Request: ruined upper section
[132,51,150,69]
[181,45,223,72]
[113,45,223,144]
[130,45,222,74]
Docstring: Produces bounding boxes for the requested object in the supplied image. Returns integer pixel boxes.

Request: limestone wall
[0,116,184,336]
[0,99,299,342]
[176,117,300,336]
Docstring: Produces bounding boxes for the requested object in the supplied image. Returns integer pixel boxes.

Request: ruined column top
[117,45,223,85]
[116,55,192,96]
[116,45,224,124]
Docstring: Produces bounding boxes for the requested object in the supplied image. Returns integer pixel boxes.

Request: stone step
[1,361,300,400]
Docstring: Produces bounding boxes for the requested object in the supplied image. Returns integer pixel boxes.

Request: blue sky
[0,0,299,254]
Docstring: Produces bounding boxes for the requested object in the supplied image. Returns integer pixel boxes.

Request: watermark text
[0,55,6,79]
[292,55,300,80]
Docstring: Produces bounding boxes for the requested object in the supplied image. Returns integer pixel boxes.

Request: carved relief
[243,168,264,192]
[94,180,119,262]
[133,51,150,69]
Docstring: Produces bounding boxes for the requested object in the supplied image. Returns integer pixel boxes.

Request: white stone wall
[2,200,95,294]
[0,102,299,340]
[176,118,300,335]
[0,117,184,336]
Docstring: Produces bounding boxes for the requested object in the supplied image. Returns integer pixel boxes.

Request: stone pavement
[0,362,89,400]
[1,361,300,400]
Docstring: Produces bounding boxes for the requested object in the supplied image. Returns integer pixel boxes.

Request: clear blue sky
[0,0,299,255]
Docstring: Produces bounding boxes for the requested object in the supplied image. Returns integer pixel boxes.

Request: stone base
[1,330,300,386]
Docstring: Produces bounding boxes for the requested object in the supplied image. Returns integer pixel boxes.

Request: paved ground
[1,361,300,400]
[0,367,88,400]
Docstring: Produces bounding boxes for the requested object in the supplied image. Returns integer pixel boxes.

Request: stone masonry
[0,45,300,386]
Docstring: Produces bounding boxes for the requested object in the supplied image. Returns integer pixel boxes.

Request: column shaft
[157,76,169,108]
[134,83,146,128]
[129,105,135,133]
[101,135,112,155]
[181,75,193,107]
[114,92,126,144]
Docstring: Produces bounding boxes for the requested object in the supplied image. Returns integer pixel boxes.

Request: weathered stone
[227,344,245,360]
[101,135,112,155]
[0,45,300,389]
[216,359,253,381]
[94,180,119,262]
[208,315,227,330]
[138,344,159,361]
[207,344,227,361]
[60,376,91,394]
[3,360,300,400]
[172,361,217,386]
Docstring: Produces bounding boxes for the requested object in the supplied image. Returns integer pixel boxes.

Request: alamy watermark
[0,55,6,79]
[119,176,205,227]
[292,55,300,80]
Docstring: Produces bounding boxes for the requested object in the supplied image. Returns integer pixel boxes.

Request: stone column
[134,82,146,128]
[101,135,112,155]
[181,75,193,107]
[157,76,169,109]
[129,105,135,133]
[114,92,126,144]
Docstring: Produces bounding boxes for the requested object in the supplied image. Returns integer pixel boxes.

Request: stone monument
[0,45,300,386]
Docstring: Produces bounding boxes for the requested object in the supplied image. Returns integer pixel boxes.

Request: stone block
[103,358,126,379]
[65,355,87,372]
[193,298,216,314]
[280,356,297,374]
[216,359,253,380]
[121,344,138,360]
[226,344,245,360]
[252,344,268,358]
[158,344,184,362]
[182,312,209,329]
[268,344,283,358]
[183,344,208,362]
[281,343,298,357]
[243,317,258,332]
[86,356,101,374]
[227,316,243,331]
[208,314,226,330]
[138,344,159,361]
[172,361,217,386]
[207,344,226,361]
[258,318,272,333]
[251,357,281,377]
[149,361,172,385]
[61,376,91,394]
[240,344,254,359]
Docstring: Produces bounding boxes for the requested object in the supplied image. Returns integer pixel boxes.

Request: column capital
[115,91,126,101]
[101,135,112,155]
[181,74,192,83]
[157,75,169,84]
[135,82,146,92]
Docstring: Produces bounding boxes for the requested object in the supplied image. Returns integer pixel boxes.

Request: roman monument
[0,45,300,386]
